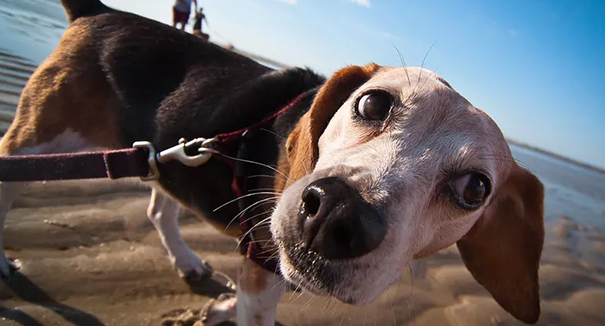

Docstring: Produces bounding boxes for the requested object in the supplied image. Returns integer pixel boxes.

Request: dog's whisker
[246,187,282,193]
[288,290,305,306]
[383,289,397,326]
[260,249,280,261]
[215,152,291,182]
[323,296,332,312]
[259,128,286,141]
[415,67,437,97]
[239,209,273,228]
[289,281,306,303]
[406,41,437,102]
[290,282,310,306]
[299,295,315,313]
[288,283,301,303]
[337,305,349,326]
[419,42,436,77]
[232,226,274,255]
[476,154,536,173]
[373,306,378,326]
[328,297,338,316]
[393,46,411,87]
[236,217,273,247]
[214,192,280,212]
[408,264,414,326]
[269,277,288,292]
[259,246,279,258]
[245,240,273,248]
[254,247,279,258]
[239,220,271,242]
[246,174,280,181]
[224,197,278,231]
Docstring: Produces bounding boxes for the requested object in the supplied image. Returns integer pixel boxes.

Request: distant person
[192,8,209,40]
[172,0,197,31]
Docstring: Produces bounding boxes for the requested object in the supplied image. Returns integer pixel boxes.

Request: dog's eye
[449,172,491,209]
[356,92,393,121]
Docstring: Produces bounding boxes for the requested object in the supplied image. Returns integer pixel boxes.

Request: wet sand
[1,175,604,326]
[1,21,605,326]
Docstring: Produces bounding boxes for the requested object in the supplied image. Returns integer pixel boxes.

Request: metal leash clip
[133,138,217,181]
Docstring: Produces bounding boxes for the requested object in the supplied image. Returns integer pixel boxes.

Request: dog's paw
[0,254,19,279]
[161,308,201,326]
[200,293,237,326]
[171,248,213,281]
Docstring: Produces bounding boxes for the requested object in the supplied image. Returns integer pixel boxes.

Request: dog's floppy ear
[279,64,380,189]
[457,164,544,324]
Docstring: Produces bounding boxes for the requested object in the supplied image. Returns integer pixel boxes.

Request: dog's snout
[298,177,386,260]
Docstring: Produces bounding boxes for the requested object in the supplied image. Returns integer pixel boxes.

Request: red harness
[0,94,307,274]
[210,94,308,274]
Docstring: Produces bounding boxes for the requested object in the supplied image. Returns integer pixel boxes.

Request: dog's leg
[236,259,285,326]
[0,181,26,277]
[147,187,212,280]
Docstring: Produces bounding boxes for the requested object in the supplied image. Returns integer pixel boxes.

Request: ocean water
[0,0,67,64]
[511,144,605,230]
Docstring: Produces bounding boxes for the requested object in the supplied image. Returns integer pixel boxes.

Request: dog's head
[271,64,544,324]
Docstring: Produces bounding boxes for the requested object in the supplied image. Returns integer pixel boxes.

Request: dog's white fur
[271,67,513,306]
[147,187,212,278]
[236,259,285,326]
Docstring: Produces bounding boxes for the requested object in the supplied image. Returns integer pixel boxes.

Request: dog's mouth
[276,239,362,303]
[275,234,405,306]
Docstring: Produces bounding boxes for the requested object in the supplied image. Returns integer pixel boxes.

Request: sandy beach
[1,1,605,325]
[0,176,604,326]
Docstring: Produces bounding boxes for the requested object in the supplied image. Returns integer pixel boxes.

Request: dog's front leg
[147,187,212,280]
[237,258,285,326]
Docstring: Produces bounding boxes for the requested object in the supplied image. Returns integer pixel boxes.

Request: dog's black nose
[299,177,386,260]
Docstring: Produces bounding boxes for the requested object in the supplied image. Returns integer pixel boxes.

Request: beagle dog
[0,0,544,325]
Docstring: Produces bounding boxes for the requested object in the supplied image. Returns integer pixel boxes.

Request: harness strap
[213,92,308,144]
[0,148,149,181]
[210,93,310,275]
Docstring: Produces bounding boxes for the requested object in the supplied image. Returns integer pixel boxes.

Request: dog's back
[0,0,324,227]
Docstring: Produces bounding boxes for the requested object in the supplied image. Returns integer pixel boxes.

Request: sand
[1,51,605,326]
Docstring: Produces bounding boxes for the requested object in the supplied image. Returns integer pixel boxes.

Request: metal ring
[201,137,217,148]
[132,141,160,181]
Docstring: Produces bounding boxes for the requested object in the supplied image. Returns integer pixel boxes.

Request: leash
[0,148,149,182]
[0,92,306,182]
[0,92,309,274]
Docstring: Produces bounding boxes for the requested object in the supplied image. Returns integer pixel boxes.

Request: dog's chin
[277,243,395,306]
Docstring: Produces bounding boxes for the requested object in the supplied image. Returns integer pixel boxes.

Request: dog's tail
[61,0,109,23]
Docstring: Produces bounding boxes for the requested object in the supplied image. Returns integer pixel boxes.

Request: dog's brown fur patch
[0,22,121,154]
[276,64,380,192]
[457,164,545,324]
[239,258,268,295]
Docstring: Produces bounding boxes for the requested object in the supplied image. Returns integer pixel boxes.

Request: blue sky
[99,0,605,169]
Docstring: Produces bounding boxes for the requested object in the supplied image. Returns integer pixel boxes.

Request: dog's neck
[155,68,324,231]
[233,86,321,206]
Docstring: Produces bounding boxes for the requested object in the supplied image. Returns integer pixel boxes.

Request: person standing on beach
[192,8,209,40]
[192,9,205,33]
[172,0,197,31]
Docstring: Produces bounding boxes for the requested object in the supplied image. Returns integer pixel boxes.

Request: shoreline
[507,138,605,175]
